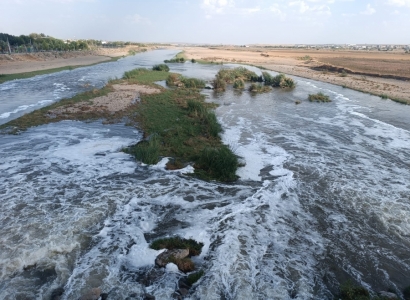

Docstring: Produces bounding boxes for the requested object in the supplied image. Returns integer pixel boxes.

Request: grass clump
[164,51,186,63]
[212,76,227,91]
[195,145,238,182]
[380,94,389,99]
[187,270,205,285]
[216,67,259,84]
[271,74,296,89]
[262,71,274,85]
[233,78,245,90]
[150,236,204,256]
[123,68,170,84]
[308,92,331,102]
[248,83,271,94]
[338,281,370,300]
[166,74,206,89]
[123,135,160,165]
[191,58,197,63]
[152,64,170,72]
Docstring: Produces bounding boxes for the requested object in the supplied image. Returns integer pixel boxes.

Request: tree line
[0,32,147,54]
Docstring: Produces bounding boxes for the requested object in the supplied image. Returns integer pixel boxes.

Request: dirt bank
[182,46,410,104]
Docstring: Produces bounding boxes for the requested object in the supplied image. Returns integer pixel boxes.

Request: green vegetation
[308,92,331,102]
[0,57,121,84]
[166,74,206,89]
[212,76,227,91]
[380,94,389,99]
[216,67,260,84]
[338,282,371,300]
[270,73,296,89]
[152,64,170,72]
[164,51,186,63]
[233,78,245,90]
[123,135,160,164]
[2,68,239,181]
[150,236,204,256]
[340,70,348,77]
[195,145,238,181]
[300,55,312,61]
[262,71,274,85]
[187,270,205,285]
[122,68,170,84]
[248,83,271,94]
[191,58,197,63]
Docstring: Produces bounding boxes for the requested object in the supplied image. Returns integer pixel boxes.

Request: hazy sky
[1,0,409,44]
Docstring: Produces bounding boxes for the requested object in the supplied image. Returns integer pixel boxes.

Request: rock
[144,294,155,300]
[379,291,398,299]
[100,293,109,300]
[79,288,101,300]
[177,288,189,297]
[155,249,189,268]
[50,287,64,300]
[174,258,195,273]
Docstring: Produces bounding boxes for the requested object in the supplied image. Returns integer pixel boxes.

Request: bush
[166,74,206,89]
[123,68,149,80]
[262,71,274,85]
[181,77,206,89]
[196,145,238,181]
[248,83,271,93]
[233,78,245,89]
[216,67,259,84]
[212,76,226,91]
[152,64,170,72]
[270,73,296,88]
[308,92,331,102]
[166,73,181,87]
[150,236,204,256]
[191,58,197,63]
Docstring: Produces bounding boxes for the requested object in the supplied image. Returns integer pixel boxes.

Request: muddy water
[0,50,410,299]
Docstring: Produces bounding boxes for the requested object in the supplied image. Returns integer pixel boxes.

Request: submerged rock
[50,287,64,300]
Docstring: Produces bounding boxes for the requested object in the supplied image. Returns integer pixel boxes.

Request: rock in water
[155,249,189,267]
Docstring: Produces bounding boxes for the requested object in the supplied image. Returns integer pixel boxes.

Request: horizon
[1,0,410,45]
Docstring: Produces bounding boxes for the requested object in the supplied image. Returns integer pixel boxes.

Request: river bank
[181,46,410,104]
[0,46,155,83]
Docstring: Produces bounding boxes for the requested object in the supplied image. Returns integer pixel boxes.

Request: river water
[0,50,409,300]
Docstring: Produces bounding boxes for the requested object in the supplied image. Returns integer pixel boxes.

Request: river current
[0,50,409,299]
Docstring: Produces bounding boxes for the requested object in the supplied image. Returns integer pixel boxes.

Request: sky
[1,0,409,44]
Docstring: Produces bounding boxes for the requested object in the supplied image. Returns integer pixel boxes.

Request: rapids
[0,50,409,299]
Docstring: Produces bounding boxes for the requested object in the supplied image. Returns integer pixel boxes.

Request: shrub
[216,67,259,84]
[166,74,206,89]
[308,92,331,102]
[123,68,149,80]
[248,83,271,94]
[262,71,274,85]
[270,74,295,88]
[203,111,222,137]
[166,73,181,87]
[191,58,197,63]
[196,145,238,181]
[233,78,245,89]
[187,99,206,117]
[150,236,204,256]
[380,94,388,99]
[181,77,206,89]
[212,76,226,91]
[152,64,170,72]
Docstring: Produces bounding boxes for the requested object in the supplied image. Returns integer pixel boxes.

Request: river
[0,50,409,299]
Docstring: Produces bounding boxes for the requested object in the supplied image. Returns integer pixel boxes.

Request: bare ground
[182,47,410,104]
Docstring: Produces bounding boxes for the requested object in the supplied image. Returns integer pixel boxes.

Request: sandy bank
[182,47,410,104]
[0,46,150,75]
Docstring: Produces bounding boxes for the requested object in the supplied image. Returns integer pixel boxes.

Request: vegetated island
[0,67,239,182]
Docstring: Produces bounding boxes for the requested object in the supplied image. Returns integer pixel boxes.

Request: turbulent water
[0,50,410,300]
